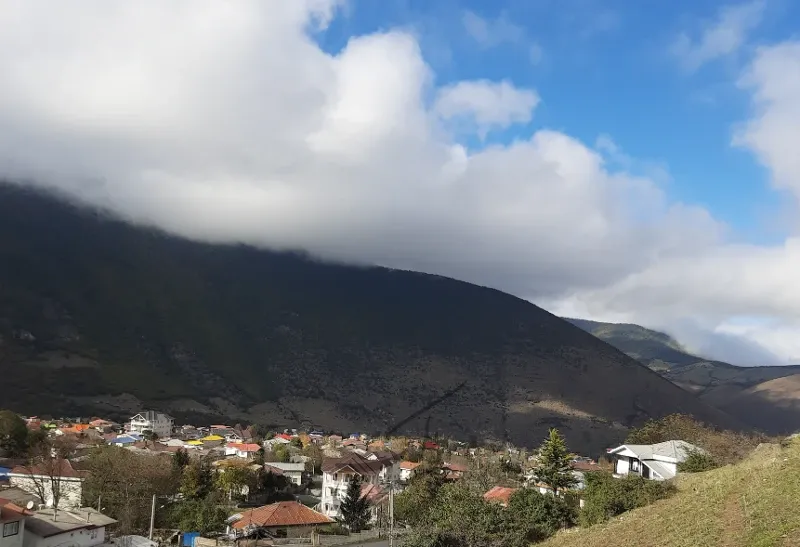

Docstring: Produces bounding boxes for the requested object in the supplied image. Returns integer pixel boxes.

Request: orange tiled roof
[231,501,333,529]
[0,498,29,522]
[227,443,261,452]
[483,486,518,505]
[399,461,421,470]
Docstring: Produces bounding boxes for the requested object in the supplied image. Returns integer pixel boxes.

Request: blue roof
[0,467,10,476]
[112,435,137,444]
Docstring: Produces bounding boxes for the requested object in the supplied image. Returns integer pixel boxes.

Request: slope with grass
[0,183,741,451]
[544,439,800,547]
[567,318,800,433]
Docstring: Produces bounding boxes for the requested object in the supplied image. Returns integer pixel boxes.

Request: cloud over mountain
[1,0,799,365]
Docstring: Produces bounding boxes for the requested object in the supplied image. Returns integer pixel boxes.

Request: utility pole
[149,494,156,540]
[388,480,394,547]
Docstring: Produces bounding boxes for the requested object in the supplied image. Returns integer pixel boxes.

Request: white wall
[8,476,83,509]
[23,526,106,547]
[0,519,24,547]
[614,457,630,475]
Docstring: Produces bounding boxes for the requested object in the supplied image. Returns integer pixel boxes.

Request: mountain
[0,183,741,452]
[567,318,800,433]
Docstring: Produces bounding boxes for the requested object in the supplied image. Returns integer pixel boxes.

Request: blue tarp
[182,532,200,547]
[0,467,10,477]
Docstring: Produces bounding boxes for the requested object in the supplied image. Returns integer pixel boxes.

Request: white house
[224,443,261,459]
[22,507,116,547]
[8,461,87,509]
[263,437,291,451]
[127,412,173,439]
[398,461,422,482]
[320,453,384,519]
[607,440,701,481]
[264,463,305,486]
[0,499,26,547]
[366,452,399,483]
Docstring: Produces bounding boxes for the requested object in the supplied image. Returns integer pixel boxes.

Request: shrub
[677,449,719,473]
[580,472,676,527]
[317,523,350,536]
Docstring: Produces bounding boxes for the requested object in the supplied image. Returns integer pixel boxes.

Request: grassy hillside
[567,318,800,434]
[0,183,741,451]
[545,439,800,547]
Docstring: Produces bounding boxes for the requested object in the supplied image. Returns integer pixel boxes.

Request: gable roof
[399,461,421,471]
[609,440,701,462]
[321,453,384,475]
[227,443,261,452]
[230,501,332,529]
[360,483,388,505]
[483,486,518,505]
[0,498,28,522]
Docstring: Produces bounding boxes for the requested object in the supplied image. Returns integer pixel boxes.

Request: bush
[503,488,577,546]
[317,523,350,536]
[677,449,719,473]
[580,472,676,527]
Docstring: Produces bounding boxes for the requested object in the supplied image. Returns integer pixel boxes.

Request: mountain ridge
[0,183,741,451]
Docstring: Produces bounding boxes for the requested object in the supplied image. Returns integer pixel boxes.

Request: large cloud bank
[1,0,799,365]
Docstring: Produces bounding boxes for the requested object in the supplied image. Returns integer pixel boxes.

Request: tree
[0,410,28,457]
[339,475,370,532]
[579,472,676,526]
[303,443,323,474]
[169,492,229,535]
[290,437,303,449]
[23,437,77,510]
[180,458,214,501]
[172,448,190,473]
[394,467,446,526]
[142,429,159,447]
[532,428,576,495]
[502,488,576,546]
[215,464,255,501]
[83,446,176,535]
[266,444,290,463]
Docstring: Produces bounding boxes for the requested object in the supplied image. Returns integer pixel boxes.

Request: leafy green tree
[339,475,370,532]
[502,488,576,546]
[532,428,576,495]
[267,444,291,463]
[141,429,158,446]
[290,437,303,448]
[180,458,214,501]
[0,410,28,457]
[215,465,255,501]
[168,492,229,535]
[394,467,446,526]
[303,443,323,474]
[172,448,190,472]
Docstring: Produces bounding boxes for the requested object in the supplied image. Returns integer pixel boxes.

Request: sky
[1,0,799,366]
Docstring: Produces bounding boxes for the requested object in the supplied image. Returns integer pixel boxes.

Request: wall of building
[23,526,105,547]
[8,477,83,509]
[0,519,25,547]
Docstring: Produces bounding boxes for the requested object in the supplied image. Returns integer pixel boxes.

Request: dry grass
[543,439,800,547]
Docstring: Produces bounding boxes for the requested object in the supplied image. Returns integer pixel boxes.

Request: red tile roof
[570,461,599,472]
[444,462,469,473]
[0,498,28,522]
[231,501,333,529]
[264,464,285,476]
[483,486,517,505]
[227,443,261,452]
[276,434,293,441]
[399,461,421,470]
[360,484,388,505]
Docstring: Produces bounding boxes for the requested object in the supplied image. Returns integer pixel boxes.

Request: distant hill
[544,440,800,547]
[0,183,740,452]
[566,318,800,433]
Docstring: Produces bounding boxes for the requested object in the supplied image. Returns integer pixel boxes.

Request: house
[127,412,173,439]
[263,463,305,486]
[0,498,26,547]
[483,486,518,507]
[320,453,384,519]
[607,440,701,481]
[22,507,116,547]
[359,484,389,523]
[8,461,87,509]
[225,443,261,459]
[109,435,138,447]
[228,501,333,538]
[442,462,469,481]
[366,451,399,483]
[263,437,291,451]
[398,461,421,482]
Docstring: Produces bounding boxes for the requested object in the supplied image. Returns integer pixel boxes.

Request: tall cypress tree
[532,428,577,496]
[339,475,371,532]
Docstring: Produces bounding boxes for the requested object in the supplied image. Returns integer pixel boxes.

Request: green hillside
[544,439,800,547]
[0,183,740,451]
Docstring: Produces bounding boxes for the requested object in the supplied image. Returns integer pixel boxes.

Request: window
[3,521,19,537]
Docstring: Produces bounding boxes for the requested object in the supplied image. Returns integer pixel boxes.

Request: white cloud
[462,10,524,48]
[433,80,539,138]
[1,1,800,365]
[671,1,765,72]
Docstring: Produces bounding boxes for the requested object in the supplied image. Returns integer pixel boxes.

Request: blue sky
[318,0,794,244]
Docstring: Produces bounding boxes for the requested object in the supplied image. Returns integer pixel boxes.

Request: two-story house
[127,412,173,439]
[320,453,384,519]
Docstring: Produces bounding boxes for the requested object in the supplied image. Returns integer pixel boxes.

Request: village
[0,409,719,547]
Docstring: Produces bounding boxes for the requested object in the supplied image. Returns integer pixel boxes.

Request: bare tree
[23,436,78,511]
